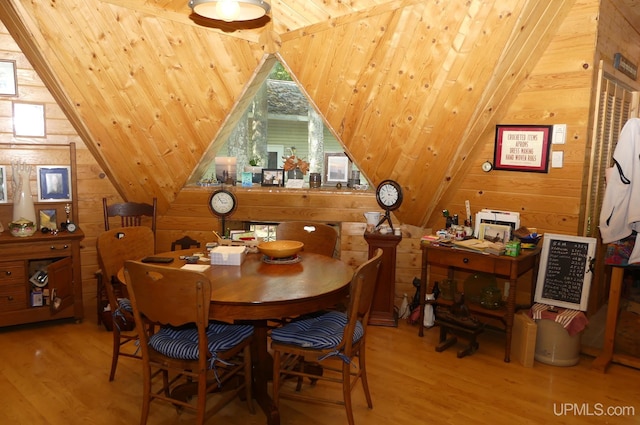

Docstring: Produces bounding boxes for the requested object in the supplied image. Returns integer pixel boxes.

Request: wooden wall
[1,0,638,323]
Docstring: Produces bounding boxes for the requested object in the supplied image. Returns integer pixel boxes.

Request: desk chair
[276,222,338,257]
[97,197,157,325]
[270,249,383,425]
[123,260,254,425]
[96,226,155,381]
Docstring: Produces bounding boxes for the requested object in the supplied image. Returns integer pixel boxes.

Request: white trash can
[534,319,581,366]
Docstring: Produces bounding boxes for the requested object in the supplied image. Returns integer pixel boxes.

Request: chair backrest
[171,235,201,251]
[123,261,211,369]
[276,221,338,257]
[341,248,383,352]
[103,197,157,234]
[96,227,156,309]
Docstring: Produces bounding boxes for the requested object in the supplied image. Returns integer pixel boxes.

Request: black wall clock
[375,179,403,231]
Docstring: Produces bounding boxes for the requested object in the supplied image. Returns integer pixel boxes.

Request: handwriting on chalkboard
[535,234,596,311]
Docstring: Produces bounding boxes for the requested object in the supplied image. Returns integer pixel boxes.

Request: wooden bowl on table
[257,240,304,258]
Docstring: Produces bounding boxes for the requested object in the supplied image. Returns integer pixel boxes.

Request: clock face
[482,161,493,172]
[66,222,77,233]
[208,189,237,218]
[376,180,403,211]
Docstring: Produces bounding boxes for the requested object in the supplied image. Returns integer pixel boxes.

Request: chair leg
[140,368,152,425]
[342,361,355,425]
[109,322,121,381]
[272,349,281,406]
[358,346,373,408]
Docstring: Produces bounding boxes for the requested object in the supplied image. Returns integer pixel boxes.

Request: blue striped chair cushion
[271,311,363,349]
[117,298,132,312]
[149,322,253,361]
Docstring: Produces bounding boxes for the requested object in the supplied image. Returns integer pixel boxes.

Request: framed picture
[473,209,520,239]
[214,156,236,184]
[324,153,350,185]
[261,168,284,187]
[0,60,17,96]
[39,209,57,230]
[0,165,7,203]
[478,223,512,244]
[37,166,72,202]
[493,125,553,172]
[241,171,253,187]
[13,102,46,137]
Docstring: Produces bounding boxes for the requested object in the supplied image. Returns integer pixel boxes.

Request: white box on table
[210,246,247,265]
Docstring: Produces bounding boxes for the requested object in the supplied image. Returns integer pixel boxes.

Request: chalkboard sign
[534,233,597,311]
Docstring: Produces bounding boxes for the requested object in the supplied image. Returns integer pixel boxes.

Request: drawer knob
[1,270,11,276]
[50,244,69,250]
[7,295,13,301]
[463,257,469,263]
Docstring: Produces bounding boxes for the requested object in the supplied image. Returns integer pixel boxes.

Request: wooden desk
[418,243,541,362]
[121,250,353,425]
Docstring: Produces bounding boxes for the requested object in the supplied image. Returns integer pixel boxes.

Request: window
[189,58,368,188]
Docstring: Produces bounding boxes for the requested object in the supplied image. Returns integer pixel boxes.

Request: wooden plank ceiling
[0,0,579,228]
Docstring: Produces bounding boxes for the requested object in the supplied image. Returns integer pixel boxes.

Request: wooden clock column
[364,231,402,327]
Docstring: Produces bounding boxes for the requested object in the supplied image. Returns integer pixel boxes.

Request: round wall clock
[208,189,237,218]
[482,161,493,172]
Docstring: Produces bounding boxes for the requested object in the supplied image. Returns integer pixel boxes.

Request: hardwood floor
[0,315,638,425]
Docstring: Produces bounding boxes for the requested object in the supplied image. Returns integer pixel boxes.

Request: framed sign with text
[493,125,553,173]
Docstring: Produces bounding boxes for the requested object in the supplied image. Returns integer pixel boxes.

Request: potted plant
[244,158,263,183]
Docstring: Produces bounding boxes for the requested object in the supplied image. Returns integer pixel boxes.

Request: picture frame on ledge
[324,153,350,186]
[36,166,72,202]
[39,209,57,230]
[261,169,285,187]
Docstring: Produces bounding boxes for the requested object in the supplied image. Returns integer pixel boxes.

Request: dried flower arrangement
[282,155,309,175]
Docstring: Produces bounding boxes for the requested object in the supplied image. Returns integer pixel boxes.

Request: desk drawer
[0,262,25,285]
[428,249,511,276]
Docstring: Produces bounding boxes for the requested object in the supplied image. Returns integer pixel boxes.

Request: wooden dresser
[0,142,83,327]
[0,229,84,326]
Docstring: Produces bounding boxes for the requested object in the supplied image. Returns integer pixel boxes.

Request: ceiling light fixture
[189,0,271,22]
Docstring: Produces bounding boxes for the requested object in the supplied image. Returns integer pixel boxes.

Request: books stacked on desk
[452,239,506,255]
[484,242,506,256]
[421,235,505,255]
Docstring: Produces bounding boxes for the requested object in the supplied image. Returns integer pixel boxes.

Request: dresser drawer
[0,285,27,312]
[427,248,512,276]
[0,262,25,285]
[20,242,73,259]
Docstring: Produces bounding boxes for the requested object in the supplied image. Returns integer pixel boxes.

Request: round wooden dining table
[120,248,354,425]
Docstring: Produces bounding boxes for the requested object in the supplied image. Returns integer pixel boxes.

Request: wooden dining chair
[171,235,201,251]
[103,197,157,234]
[97,197,158,325]
[276,221,338,257]
[270,248,383,425]
[96,226,155,381]
[123,260,255,425]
